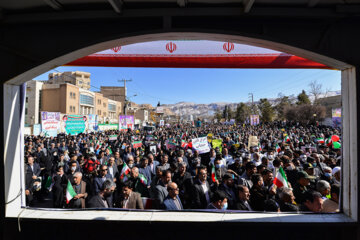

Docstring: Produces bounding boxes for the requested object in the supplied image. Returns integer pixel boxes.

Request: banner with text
[62,115,87,135]
[41,112,60,137]
[192,137,211,154]
[98,124,119,131]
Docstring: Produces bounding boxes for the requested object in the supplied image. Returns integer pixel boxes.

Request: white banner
[192,137,211,154]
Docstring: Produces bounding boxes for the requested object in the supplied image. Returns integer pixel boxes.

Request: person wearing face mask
[66,161,80,185]
[88,179,116,208]
[207,190,228,210]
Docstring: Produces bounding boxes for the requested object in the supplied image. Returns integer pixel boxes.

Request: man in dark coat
[88,179,116,208]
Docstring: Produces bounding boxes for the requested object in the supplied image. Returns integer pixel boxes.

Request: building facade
[48,71,91,90]
[25,80,44,125]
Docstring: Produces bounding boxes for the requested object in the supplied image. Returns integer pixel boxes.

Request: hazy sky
[34,66,341,106]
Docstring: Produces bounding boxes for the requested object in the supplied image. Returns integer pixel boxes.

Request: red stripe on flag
[273,178,284,188]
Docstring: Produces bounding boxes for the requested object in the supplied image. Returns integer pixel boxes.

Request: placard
[192,137,211,154]
[33,124,41,136]
[119,115,135,131]
[63,115,87,135]
[250,115,260,126]
[41,112,60,137]
[88,114,98,132]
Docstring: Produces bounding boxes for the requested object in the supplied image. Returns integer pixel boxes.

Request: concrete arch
[7,31,350,86]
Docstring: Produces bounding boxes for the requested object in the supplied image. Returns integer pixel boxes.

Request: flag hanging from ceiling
[65,40,330,69]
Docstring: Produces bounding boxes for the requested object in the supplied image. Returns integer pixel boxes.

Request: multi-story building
[48,71,91,90]
[100,86,126,104]
[25,80,44,125]
[40,83,122,123]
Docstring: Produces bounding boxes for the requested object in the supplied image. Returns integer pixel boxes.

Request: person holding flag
[66,172,88,209]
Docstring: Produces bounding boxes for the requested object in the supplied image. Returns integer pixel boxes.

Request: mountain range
[159,90,341,119]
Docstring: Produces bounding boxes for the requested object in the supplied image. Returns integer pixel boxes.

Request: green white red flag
[275,143,281,153]
[120,162,131,180]
[132,141,142,149]
[211,164,217,183]
[273,167,289,188]
[139,173,148,186]
[66,180,77,204]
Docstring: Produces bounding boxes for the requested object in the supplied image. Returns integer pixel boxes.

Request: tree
[227,106,234,120]
[308,80,323,104]
[258,98,275,122]
[235,103,250,123]
[284,104,326,124]
[296,90,311,105]
[275,95,292,120]
[214,108,222,122]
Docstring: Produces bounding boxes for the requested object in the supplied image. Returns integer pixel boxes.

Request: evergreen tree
[235,103,250,123]
[296,90,311,105]
[275,95,292,120]
[258,98,275,122]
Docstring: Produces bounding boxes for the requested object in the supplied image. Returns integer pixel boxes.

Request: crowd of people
[24,121,341,213]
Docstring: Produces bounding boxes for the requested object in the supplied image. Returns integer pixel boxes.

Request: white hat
[332,166,341,176]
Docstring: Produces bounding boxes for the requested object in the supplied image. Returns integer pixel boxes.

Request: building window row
[80,94,94,106]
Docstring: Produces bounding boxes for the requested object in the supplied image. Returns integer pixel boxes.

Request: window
[26,97,28,103]
[98,99,101,104]
[78,81,83,85]
[25,108,28,115]
[103,103,106,107]
[108,103,116,112]
[80,94,94,105]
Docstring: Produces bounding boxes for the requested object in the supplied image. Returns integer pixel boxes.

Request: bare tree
[308,80,323,104]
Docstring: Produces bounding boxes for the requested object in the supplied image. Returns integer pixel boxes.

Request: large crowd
[24,121,341,212]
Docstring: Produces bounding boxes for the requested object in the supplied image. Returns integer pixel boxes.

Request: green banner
[64,115,87,135]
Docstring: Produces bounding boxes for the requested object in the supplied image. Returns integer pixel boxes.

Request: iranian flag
[120,162,131,180]
[132,141,142,149]
[275,143,281,153]
[95,140,101,151]
[139,173,148,186]
[273,167,289,188]
[211,164,217,183]
[181,140,188,148]
[316,138,325,144]
[325,137,333,147]
[258,143,262,152]
[284,135,290,142]
[66,180,77,204]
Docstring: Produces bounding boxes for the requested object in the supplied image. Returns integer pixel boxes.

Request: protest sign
[192,137,210,154]
[63,115,87,135]
[248,135,259,148]
[41,112,60,137]
[132,141,142,148]
[332,108,341,128]
[250,115,260,126]
[150,145,157,154]
[212,139,223,153]
[119,115,135,131]
[109,135,117,141]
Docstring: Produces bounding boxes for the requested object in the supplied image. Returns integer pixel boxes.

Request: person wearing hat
[293,171,316,204]
[332,166,341,185]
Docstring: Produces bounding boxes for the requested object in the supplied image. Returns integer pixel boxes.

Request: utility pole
[118,79,132,115]
[248,93,254,114]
